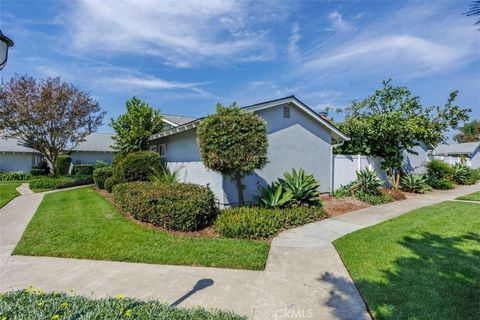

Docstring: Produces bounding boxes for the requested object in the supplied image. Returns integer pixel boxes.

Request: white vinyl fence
[332,154,389,190]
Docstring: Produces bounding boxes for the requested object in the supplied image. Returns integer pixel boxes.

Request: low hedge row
[214,206,326,240]
[73,164,95,175]
[0,290,244,320]
[0,171,32,181]
[29,175,93,190]
[93,166,113,189]
[113,181,218,232]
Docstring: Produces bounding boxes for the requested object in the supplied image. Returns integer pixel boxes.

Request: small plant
[55,154,71,175]
[277,168,321,206]
[149,166,179,185]
[400,173,430,193]
[93,166,113,189]
[425,160,454,189]
[253,183,293,208]
[452,163,480,185]
[332,183,354,198]
[350,168,383,194]
[0,171,32,181]
[355,190,393,205]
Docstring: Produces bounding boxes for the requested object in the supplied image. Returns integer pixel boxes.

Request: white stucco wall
[403,142,428,173]
[0,153,33,172]
[470,149,480,168]
[70,152,115,164]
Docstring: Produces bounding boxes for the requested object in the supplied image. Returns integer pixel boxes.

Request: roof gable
[432,142,480,155]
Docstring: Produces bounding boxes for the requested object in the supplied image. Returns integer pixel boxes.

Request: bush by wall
[452,164,480,185]
[93,166,113,189]
[73,164,95,176]
[55,155,71,175]
[115,151,163,182]
[104,176,119,193]
[214,206,325,240]
[0,290,244,320]
[425,160,454,189]
[29,175,93,190]
[31,161,50,176]
[113,181,218,231]
[0,171,32,181]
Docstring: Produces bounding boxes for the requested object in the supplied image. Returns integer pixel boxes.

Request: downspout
[330,140,345,194]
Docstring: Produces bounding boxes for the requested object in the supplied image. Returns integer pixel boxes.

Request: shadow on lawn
[322,232,480,320]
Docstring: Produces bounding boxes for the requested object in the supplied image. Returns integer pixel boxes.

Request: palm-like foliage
[454,120,480,143]
[452,163,470,184]
[350,168,383,194]
[149,166,179,185]
[400,173,430,193]
[253,183,293,208]
[278,168,321,206]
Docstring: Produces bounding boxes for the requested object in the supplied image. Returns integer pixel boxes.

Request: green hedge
[426,160,454,189]
[113,181,218,231]
[55,155,71,175]
[0,290,244,320]
[214,206,326,239]
[104,176,119,193]
[93,166,113,189]
[115,151,163,182]
[73,164,95,176]
[29,175,93,190]
[0,171,32,181]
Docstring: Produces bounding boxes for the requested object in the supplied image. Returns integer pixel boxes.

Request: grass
[0,290,245,320]
[334,201,480,320]
[456,191,480,201]
[0,181,22,208]
[14,187,269,270]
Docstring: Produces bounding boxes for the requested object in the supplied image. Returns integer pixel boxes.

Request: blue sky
[1,0,479,137]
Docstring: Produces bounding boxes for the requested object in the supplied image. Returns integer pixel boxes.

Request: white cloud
[327,11,351,32]
[288,23,301,58]
[106,76,201,90]
[65,0,280,67]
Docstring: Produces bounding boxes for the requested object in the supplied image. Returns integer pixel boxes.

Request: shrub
[277,168,321,206]
[0,171,32,181]
[214,206,325,239]
[94,160,108,169]
[73,164,95,176]
[93,166,113,189]
[425,160,453,189]
[355,190,393,205]
[253,183,293,208]
[55,154,71,175]
[383,188,406,201]
[351,168,383,194]
[400,173,430,193]
[452,164,480,185]
[113,181,218,231]
[115,151,163,182]
[149,166,179,185]
[29,175,93,190]
[104,176,119,193]
[0,290,244,320]
[332,183,354,198]
[31,160,50,176]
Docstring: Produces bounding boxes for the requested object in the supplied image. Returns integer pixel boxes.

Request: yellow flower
[52,315,60,320]
[37,302,45,307]
[2,316,7,320]
[124,309,132,317]
[61,302,68,308]
[117,294,123,299]
[69,288,75,293]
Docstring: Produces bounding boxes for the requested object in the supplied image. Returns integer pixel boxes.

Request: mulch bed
[320,195,371,217]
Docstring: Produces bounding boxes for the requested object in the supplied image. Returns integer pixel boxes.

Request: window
[158,144,166,158]
[149,145,157,152]
[283,105,290,118]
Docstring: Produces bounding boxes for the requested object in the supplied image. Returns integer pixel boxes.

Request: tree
[110,97,164,155]
[464,1,480,30]
[0,75,105,175]
[197,103,268,205]
[454,120,480,142]
[337,80,470,187]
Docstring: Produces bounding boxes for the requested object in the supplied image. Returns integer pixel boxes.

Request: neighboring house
[403,141,429,174]
[71,133,116,164]
[0,137,42,172]
[430,142,480,168]
[149,96,349,206]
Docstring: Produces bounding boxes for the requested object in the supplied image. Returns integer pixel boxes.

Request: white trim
[161,118,179,127]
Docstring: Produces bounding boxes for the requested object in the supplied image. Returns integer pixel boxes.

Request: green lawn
[456,191,480,201]
[0,181,21,208]
[334,201,480,320]
[14,187,269,270]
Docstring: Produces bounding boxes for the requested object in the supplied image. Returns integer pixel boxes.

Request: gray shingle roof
[0,137,37,153]
[162,114,197,126]
[432,142,480,155]
[73,133,115,152]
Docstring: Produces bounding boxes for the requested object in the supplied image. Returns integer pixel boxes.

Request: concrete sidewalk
[0,184,478,319]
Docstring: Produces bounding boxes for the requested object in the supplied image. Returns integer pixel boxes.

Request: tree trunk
[234,172,245,205]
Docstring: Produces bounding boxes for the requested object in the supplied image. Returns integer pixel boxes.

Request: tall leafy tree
[454,120,480,143]
[110,97,164,155]
[197,103,268,205]
[337,80,470,187]
[0,75,105,175]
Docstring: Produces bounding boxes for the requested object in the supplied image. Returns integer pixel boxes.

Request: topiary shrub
[104,176,119,193]
[113,181,218,231]
[73,164,95,176]
[93,166,113,189]
[55,155,71,175]
[214,206,325,239]
[29,175,93,190]
[115,151,163,182]
[425,160,454,189]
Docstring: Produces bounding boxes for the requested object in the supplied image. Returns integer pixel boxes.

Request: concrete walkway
[0,184,478,319]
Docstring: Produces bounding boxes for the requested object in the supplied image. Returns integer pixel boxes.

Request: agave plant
[149,166,179,185]
[400,173,429,193]
[350,168,383,195]
[253,183,293,208]
[277,168,321,206]
[452,163,471,184]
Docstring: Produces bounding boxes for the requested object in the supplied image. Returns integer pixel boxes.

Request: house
[70,133,116,165]
[430,142,480,168]
[0,133,115,172]
[149,96,349,206]
[0,137,42,172]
